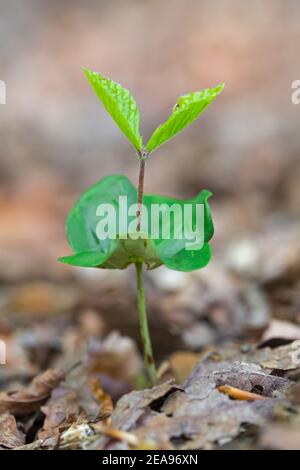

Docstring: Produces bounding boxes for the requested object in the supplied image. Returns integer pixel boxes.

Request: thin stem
[135,261,157,386]
[136,149,148,232]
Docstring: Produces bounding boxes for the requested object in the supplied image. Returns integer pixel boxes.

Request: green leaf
[143,190,213,271]
[159,244,212,272]
[58,175,214,272]
[146,83,224,153]
[84,68,143,150]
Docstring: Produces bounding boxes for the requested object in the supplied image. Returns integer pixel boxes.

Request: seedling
[59,68,224,386]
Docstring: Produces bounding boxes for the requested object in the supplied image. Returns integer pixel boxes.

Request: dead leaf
[0,413,25,448]
[111,380,180,431]
[261,319,300,343]
[133,391,274,450]
[185,360,291,397]
[247,340,300,370]
[106,358,292,450]
[38,385,82,439]
[0,368,65,417]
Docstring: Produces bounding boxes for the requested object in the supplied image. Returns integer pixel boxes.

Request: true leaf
[84,68,143,150]
[146,83,224,153]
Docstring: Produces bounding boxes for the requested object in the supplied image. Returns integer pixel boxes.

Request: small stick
[218,384,266,401]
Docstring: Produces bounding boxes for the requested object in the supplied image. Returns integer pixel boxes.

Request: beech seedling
[59,68,224,385]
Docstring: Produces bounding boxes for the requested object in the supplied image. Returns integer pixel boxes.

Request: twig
[218,384,267,401]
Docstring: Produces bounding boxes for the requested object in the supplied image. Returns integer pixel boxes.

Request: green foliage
[58,175,214,272]
[84,68,224,153]
[84,68,143,150]
[146,84,224,152]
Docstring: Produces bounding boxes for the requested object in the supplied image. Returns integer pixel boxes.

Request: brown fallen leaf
[105,359,291,450]
[184,360,291,398]
[111,379,180,431]
[38,385,82,440]
[0,413,25,448]
[246,340,300,371]
[0,368,65,417]
[261,319,300,343]
[132,391,274,451]
[218,385,266,401]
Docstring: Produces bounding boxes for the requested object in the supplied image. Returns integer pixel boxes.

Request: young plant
[59,68,224,386]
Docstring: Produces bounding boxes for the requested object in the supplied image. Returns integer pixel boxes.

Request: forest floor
[1,219,300,450]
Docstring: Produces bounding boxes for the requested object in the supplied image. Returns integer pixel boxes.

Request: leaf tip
[215,82,225,94]
[202,189,213,200]
[82,66,92,77]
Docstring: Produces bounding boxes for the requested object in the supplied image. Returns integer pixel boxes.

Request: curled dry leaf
[0,368,65,417]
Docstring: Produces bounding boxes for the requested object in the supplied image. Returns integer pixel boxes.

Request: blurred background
[1,0,300,392]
